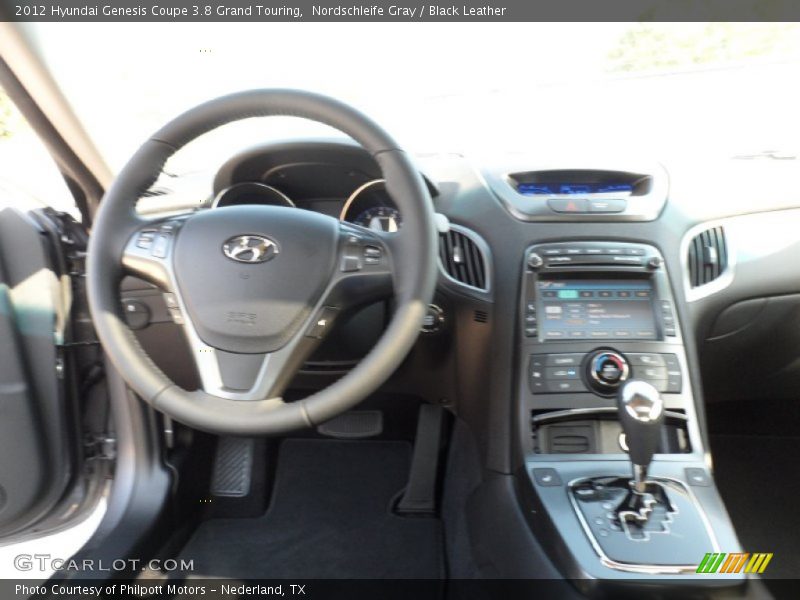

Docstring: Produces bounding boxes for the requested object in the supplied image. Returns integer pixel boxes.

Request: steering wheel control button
[587,350,630,393]
[163,293,179,309]
[363,245,383,264]
[122,299,150,330]
[532,468,562,487]
[168,307,185,325]
[136,230,156,249]
[151,233,171,258]
[159,220,183,233]
[339,231,386,272]
[340,254,362,272]
[305,306,339,339]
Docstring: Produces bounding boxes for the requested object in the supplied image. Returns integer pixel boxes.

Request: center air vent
[687,226,727,287]
[439,226,489,291]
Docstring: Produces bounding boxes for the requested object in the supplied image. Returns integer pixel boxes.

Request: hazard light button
[547,198,589,213]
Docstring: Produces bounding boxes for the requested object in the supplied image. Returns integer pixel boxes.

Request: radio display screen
[537,278,657,340]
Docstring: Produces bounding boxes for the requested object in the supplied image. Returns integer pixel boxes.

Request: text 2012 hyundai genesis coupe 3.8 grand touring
[0,21,798,600]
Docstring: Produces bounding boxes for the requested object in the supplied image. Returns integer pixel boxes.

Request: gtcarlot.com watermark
[14,553,194,573]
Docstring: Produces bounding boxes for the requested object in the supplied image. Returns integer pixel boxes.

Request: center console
[517,241,742,581]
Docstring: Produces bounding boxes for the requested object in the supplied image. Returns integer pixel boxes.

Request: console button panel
[529,351,682,395]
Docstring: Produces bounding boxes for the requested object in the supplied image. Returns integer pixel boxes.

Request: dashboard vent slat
[439,228,488,291]
[687,226,727,288]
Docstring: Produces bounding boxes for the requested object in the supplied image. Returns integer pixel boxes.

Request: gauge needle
[370,216,399,232]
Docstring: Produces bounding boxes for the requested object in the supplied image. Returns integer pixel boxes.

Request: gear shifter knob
[617,380,664,492]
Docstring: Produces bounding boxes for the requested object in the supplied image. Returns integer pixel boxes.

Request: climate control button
[587,350,630,393]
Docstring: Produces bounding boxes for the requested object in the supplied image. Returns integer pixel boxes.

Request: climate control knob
[587,350,630,393]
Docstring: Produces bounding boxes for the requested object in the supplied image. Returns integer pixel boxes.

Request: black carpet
[179,439,444,579]
[711,434,800,580]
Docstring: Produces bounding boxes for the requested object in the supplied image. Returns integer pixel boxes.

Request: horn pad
[172,205,339,353]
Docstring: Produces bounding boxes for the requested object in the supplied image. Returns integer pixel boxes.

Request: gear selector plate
[569,476,717,568]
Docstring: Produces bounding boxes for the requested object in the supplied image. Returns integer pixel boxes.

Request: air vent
[687,226,727,287]
[473,310,488,323]
[439,227,488,291]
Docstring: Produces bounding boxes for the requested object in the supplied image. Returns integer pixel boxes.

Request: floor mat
[711,434,800,580]
[179,439,444,579]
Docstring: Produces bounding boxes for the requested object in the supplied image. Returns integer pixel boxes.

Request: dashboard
[123,135,800,582]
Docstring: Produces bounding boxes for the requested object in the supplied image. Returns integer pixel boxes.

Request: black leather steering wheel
[86,90,437,435]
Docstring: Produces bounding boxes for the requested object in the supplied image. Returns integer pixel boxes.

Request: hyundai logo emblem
[222,235,279,264]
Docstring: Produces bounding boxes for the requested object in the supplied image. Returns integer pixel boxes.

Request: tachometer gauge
[353,206,402,232]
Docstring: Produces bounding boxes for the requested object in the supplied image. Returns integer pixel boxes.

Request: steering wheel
[86,90,437,435]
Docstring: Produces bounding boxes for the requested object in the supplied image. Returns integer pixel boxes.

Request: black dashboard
[125,138,800,411]
[121,137,800,583]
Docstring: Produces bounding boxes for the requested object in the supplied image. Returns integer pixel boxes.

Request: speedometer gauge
[213,182,295,208]
[340,179,402,232]
[353,206,402,232]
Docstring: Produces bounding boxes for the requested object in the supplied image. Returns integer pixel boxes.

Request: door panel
[0,207,74,537]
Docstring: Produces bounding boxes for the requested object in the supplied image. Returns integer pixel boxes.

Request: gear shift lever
[617,380,664,493]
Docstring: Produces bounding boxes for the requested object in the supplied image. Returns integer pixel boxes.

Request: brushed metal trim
[212,182,295,209]
[567,475,721,575]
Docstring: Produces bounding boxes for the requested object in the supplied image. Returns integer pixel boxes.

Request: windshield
[30,22,800,175]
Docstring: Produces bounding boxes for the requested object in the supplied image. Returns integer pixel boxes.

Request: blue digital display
[517,183,633,195]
